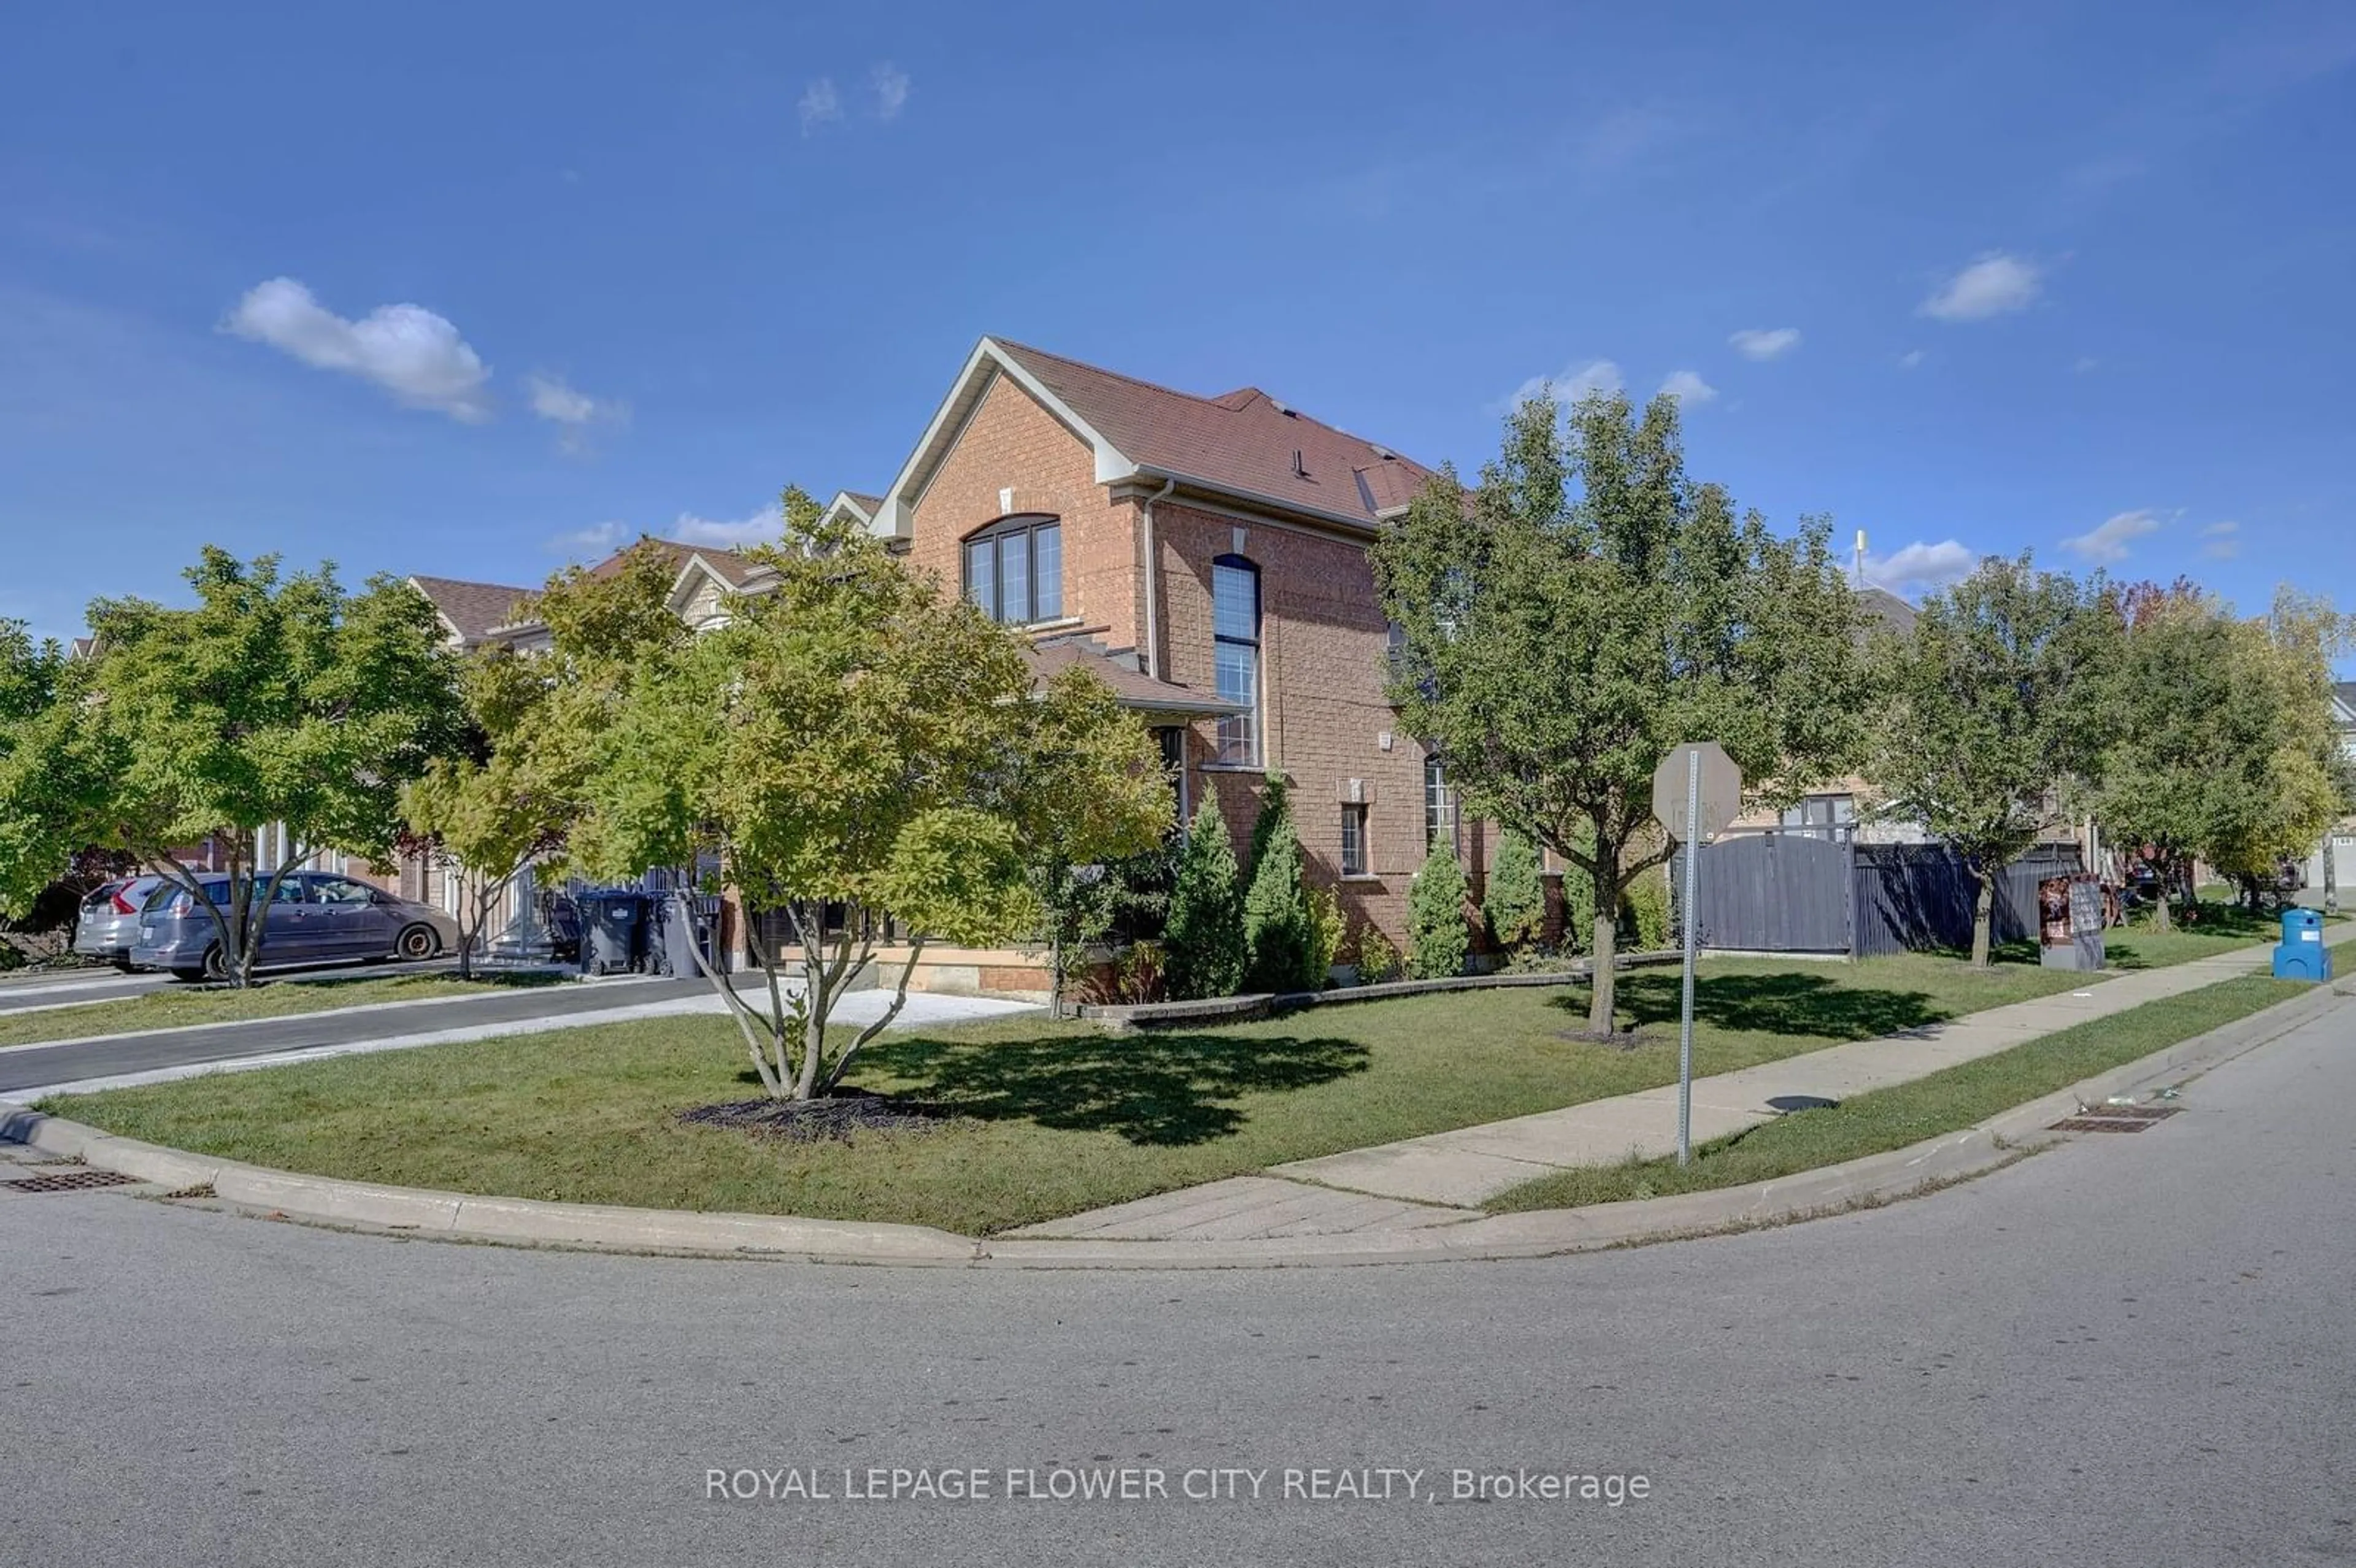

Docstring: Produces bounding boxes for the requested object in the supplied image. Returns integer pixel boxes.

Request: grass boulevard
[40,914,2322,1237]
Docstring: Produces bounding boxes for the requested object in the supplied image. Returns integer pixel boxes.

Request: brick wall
[898,375,1479,963]
[1153,502,1430,953]
[903,372,1141,652]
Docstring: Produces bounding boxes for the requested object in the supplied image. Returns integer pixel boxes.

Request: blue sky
[3,1,2351,648]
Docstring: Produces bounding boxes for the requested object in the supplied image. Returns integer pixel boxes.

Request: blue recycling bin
[2272,907,2331,982]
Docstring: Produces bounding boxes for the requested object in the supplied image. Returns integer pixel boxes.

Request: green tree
[0,550,464,985]
[1017,672,1178,1015]
[1374,390,1866,1031]
[398,544,689,978]
[2093,588,2352,928]
[1164,797,1246,999]
[1406,844,1470,978]
[1484,830,1545,949]
[1242,775,1319,993]
[1864,556,2117,964]
[566,493,1161,1099]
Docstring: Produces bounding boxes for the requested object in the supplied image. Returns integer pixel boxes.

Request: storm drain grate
[2050,1105,2184,1134]
[0,1169,144,1194]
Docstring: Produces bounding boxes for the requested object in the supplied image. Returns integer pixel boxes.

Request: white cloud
[2201,520,2241,559]
[547,522,625,557]
[2073,356,2100,373]
[1865,539,1977,595]
[1501,357,1622,411]
[1728,327,1801,361]
[222,277,491,421]
[798,77,841,134]
[871,61,910,120]
[1898,348,1926,369]
[526,372,629,453]
[2063,509,2161,563]
[550,505,781,558]
[671,507,779,548]
[1919,252,2043,322]
[1658,369,1718,405]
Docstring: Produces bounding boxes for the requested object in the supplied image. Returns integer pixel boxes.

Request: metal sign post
[1650,740,1742,1170]
[1678,749,1700,1167]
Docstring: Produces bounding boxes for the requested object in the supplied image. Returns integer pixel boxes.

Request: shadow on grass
[815,1029,1376,1147]
[1549,970,1949,1040]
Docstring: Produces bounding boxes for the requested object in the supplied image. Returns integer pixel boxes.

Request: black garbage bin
[579,890,649,975]
[650,893,728,978]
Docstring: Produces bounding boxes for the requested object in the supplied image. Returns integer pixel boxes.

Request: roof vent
[1270,399,1291,415]
[1291,449,1309,478]
[1372,445,1397,461]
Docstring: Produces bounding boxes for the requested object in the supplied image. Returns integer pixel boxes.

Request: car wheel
[169,966,204,982]
[395,923,441,962]
[111,956,138,973]
[201,944,231,982]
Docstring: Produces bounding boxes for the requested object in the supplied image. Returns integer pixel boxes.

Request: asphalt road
[0,972,704,1095]
[3,1002,2350,1566]
[0,960,456,1015]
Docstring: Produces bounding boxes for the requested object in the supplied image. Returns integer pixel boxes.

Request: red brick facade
[895,361,1471,959]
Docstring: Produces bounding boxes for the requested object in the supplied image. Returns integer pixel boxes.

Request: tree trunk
[1969,874,1995,969]
[1587,861,1620,1034]
[2150,859,2175,932]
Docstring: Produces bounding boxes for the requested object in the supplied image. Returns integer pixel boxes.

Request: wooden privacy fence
[1669,834,2083,957]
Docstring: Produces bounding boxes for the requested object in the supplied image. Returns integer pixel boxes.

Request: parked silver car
[129,872,460,981]
[71,875,165,969]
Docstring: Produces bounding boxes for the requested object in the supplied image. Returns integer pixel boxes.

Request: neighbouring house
[1727,582,1933,845]
[2296,681,2356,896]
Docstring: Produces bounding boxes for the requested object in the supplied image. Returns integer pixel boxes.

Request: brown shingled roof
[1022,638,1247,718]
[1858,585,1919,636]
[408,575,536,644]
[990,339,1434,530]
[584,537,764,588]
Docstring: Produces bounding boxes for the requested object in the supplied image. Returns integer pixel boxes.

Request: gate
[1672,831,1855,954]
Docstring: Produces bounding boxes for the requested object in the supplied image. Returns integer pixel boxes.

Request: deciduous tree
[1373,391,1866,1030]
[398,546,687,977]
[1864,556,2117,964]
[0,550,464,984]
[567,493,1165,1099]
[2094,588,2352,926]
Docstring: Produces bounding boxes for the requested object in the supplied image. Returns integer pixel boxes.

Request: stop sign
[1651,741,1743,844]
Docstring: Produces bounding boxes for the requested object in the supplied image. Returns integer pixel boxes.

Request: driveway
[2,996,2349,1565]
[0,974,1035,1098]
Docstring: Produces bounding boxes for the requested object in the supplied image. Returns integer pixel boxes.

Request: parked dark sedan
[129,872,460,981]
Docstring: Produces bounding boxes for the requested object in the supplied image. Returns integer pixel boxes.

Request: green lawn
[0,970,563,1049]
[2062,902,2297,972]
[48,952,2139,1236]
[1485,972,2319,1213]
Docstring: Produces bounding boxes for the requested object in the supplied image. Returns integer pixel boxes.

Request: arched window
[961,515,1063,625]
[1212,553,1260,766]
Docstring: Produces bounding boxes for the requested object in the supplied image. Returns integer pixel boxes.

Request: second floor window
[962,516,1063,625]
[1212,554,1260,766]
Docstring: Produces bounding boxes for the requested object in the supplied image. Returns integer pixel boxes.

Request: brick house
[852,336,1472,958]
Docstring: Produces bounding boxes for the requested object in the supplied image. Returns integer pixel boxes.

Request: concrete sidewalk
[1012,937,2311,1241]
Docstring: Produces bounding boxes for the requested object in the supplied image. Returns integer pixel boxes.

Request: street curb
[3,980,2344,1271]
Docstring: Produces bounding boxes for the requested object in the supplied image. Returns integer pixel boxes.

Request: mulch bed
[677,1090,968,1145]
[1555,1028,1649,1050]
